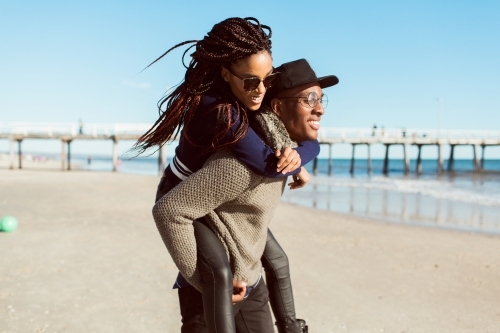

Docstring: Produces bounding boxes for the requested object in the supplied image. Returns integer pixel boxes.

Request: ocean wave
[309,176,500,207]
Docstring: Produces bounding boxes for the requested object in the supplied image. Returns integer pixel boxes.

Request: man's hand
[275,147,301,174]
[288,167,310,190]
[232,280,247,304]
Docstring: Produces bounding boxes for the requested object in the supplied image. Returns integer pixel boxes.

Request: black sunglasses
[278,91,328,109]
[225,67,280,92]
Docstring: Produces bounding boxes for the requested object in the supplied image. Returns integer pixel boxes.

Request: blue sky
[1,1,499,159]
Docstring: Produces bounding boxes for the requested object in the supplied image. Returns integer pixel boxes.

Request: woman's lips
[249,95,263,105]
[308,120,320,130]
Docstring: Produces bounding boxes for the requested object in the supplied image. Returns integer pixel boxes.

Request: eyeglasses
[278,91,328,109]
[225,67,280,92]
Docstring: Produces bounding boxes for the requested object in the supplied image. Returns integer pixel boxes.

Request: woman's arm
[192,97,320,178]
[223,107,320,178]
[230,130,320,178]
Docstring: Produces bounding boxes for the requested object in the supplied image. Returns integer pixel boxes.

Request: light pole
[437,97,443,136]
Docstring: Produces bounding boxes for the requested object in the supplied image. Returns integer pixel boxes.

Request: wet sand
[1,170,499,333]
[283,177,500,235]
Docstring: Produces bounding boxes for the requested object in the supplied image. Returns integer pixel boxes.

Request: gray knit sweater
[152,107,294,291]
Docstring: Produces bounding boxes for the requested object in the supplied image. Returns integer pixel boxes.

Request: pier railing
[317,128,500,142]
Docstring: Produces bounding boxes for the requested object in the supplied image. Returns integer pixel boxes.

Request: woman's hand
[288,167,310,190]
[275,147,301,174]
[232,280,247,304]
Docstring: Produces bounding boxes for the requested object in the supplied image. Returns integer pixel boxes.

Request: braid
[133,17,272,154]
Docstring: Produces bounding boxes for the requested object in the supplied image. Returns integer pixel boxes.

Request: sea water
[286,159,500,235]
[70,155,500,234]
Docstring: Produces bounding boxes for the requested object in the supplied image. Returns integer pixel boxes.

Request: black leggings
[156,177,296,333]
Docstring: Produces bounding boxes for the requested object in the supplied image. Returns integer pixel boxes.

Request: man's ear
[221,66,230,82]
[270,98,282,117]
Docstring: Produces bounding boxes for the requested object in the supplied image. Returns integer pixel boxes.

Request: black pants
[179,273,275,333]
[156,176,297,333]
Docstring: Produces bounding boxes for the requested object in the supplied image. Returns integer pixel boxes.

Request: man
[153,59,338,333]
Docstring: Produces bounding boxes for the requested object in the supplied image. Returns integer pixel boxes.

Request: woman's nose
[255,81,267,94]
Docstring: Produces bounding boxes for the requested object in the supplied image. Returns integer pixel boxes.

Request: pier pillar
[9,138,15,170]
[67,141,72,171]
[349,144,356,175]
[438,144,444,174]
[17,140,23,169]
[158,144,167,176]
[416,145,422,175]
[403,143,410,175]
[383,144,390,175]
[112,137,119,172]
[473,144,481,172]
[480,145,485,170]
[367,144,372,175]
[328,144,333,176]
[312,157,318,176]
[447,145,455,171]
[61,140,66,170]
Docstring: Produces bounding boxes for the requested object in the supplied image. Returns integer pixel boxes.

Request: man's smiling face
[271,82,326,142]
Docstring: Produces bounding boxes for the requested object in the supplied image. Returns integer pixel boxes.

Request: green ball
[0,216,18,232]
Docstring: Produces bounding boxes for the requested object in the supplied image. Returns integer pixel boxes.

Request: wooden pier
[0,122,167,174]
[315,127,500,175]
[1,122,499,175]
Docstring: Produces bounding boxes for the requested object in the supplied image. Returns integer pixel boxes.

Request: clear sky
[1,1,499,159]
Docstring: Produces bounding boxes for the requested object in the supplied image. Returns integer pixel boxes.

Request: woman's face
[221,51,273,111]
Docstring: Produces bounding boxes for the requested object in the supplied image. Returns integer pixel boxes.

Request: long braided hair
[134,17,272,154]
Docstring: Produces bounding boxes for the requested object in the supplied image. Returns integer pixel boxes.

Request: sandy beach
[1,170,499,333]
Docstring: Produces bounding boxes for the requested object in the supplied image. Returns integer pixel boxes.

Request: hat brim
[264,74,339,103]
[280,74,339,90]
[317,75,339,89]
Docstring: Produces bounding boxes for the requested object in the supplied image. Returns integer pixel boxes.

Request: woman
[136,17,317,333]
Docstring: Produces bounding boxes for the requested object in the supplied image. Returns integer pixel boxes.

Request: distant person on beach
[152,57,337,333]
[135,18,322,333]
[79,119,84,135]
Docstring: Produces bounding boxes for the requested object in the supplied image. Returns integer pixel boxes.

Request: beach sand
[1,170,499,333]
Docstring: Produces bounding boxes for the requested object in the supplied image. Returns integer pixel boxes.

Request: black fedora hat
[265,58,339,101]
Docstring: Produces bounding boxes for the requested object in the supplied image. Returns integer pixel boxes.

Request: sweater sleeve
[225,116,321,178]
[151,150,254,291]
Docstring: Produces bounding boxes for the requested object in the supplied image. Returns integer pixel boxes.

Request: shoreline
[0,154,82,171]
[1,169,499,332]
[3,153,500,173]
[290,200,500,237]
[2,159,500,236]
[2,161,500,236]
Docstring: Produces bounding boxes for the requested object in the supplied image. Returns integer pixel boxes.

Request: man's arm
[152,149,254,290]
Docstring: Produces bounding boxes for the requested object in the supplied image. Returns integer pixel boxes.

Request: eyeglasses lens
[321,94,328,108]
[304,92,328,108]
[243,78,261,92]
[263,73,279,88]
[242,73,279,92]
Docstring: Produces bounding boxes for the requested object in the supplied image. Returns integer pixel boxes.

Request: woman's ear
[221,67,230,82]
[270,98,282,117]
